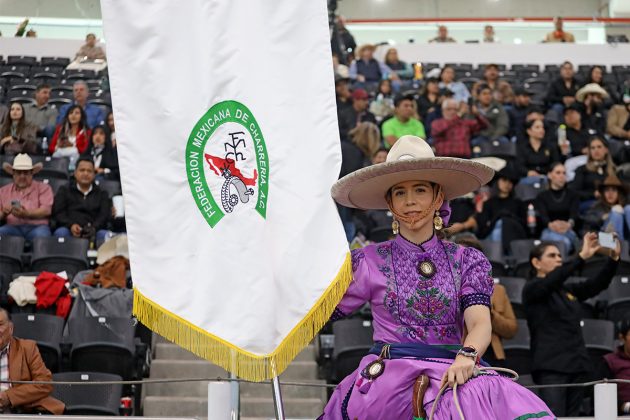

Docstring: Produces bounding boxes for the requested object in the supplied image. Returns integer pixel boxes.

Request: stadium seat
[12,313,64,372]
[494,276,526,318]
[41,57,71,68]
[96,179,122,198]
[32,177,68,196]
[331,318,373,382]
[0,235,24,282]
[7,55,37,67]
[52,372,123,415]
[581,319,615,380]
[477,140,517,160]
[606,274,630,324]
[502,319,531,375]
[30,236,89,278]
[48,89,73,107]
[6,89,35,104]
[565,276,607,319]
[67,316,137,380]
[480,239,507,276]
[511,64,539,72]
[33,156,70,179]
[514,180,546,202]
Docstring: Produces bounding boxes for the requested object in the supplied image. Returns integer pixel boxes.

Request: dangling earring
[433,211,443,231]
[392,219,399,235]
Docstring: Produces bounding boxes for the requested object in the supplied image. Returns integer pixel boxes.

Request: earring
[392,219,399,235]
[433,211,443,231]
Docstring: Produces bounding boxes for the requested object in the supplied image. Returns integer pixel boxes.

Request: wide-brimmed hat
[357,44,376,56]
[331,136,494,209]
[576,83,609,102]
[2,153,43,175]
[597,175,629,195]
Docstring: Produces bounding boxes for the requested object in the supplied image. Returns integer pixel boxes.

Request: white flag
[100,0,350,381]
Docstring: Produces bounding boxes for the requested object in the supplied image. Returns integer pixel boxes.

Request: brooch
[417,260,437,278]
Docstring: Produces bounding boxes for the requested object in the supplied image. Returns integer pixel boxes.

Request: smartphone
[598,232,616,249]
[10,200,21,208]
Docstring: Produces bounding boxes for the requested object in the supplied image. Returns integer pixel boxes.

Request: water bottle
[527,203,537,235]
[557,124,571,155]
[41,137,48,155]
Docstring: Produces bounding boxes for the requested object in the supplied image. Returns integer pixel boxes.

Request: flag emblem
[186,100,269,227]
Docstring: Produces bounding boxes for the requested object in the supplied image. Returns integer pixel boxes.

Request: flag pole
[271,376,286,420]
[271,359,286,420]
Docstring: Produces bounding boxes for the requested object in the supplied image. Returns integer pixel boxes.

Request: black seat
[514,181,546,203]
[332,318,373,382]
[502,319,531,375]
[606,274,630,324]
[30,237,89,278]
[52,372,123,415]
[41,57,71,68]
[480,239,507,276]
[6,89,35,104]
[511,64,540,72]
[96,179,122,198]
[48,89,73,107]
[581,319,615,380]
[495,276,527,319]
[32,177,68,196]
[67,317,137,380]
[0,235,24,283]
[477,141,517,160]
[12,313,64,372]
[34,156,70,179]
[565,276,607,319]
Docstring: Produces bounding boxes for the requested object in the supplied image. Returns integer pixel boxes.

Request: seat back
[332,318,373,381]
[95,179,122,198]
[52,372,122,415]
[502,319,531,374]
[31,237,89,278]
[495,276,526,306]
[581,319,615,352]
[12,313,64,372]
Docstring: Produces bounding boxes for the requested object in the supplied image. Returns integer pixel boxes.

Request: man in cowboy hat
[576,83,609,136]
[0,154,53,240]
[348,44,395,85]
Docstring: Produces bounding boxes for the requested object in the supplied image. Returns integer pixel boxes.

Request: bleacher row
[0,55,111,109]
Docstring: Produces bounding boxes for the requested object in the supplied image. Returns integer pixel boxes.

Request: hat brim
[332,157,494,209]
[2,162,43,175]
[576,86,609,102]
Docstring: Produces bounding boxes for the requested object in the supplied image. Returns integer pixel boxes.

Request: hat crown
[12,153,33,170]
[386,136,435,163]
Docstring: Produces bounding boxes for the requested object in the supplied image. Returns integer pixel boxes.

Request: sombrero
[332,136,494,209]
[576,83,609,102]
[2,153,43,175]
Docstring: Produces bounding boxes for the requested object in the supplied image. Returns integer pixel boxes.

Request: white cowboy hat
[96,234,129,265]
[331,136,494,209]
[2,153,43,175]
[576,83,609,102]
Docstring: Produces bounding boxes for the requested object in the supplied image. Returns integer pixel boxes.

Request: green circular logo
[185,100,269,228]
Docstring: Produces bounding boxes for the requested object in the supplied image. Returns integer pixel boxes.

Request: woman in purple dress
[323,135,553,419]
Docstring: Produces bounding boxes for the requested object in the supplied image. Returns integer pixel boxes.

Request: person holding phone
[523,233,621,416]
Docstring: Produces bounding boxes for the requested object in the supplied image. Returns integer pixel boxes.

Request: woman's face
[68,108,82,125]
[441,67,454,83]
[386,49,398,63]
[372,150,387,165]
[9,103,22,121]
[390,180,437,231]
[591,67,603,84]
[603,186,619,205]
[380,80,392,95]
[92,129,106,146]
[548,165,566,189]
[533,245,563,276]
[427,81,439,94]
[497,178,513,195]
[589,140,608,162]
[527,120,545,140]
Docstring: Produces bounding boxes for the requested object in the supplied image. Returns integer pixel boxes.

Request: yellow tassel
[133,252,353,382]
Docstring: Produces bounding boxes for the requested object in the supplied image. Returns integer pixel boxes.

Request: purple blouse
[335,234,494,345]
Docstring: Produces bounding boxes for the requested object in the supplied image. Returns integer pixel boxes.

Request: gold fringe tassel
[133,252,353,382]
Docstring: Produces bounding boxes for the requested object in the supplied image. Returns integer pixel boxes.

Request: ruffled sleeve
[331,248,371,321]
[459,246,494,312]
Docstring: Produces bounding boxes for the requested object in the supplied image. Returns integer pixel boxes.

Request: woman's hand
[441,355,475,388]
[579,232,601,260]
[0,136,13,146]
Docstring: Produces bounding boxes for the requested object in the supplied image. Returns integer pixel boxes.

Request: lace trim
[460,293,491,311]
[330,307,347,322]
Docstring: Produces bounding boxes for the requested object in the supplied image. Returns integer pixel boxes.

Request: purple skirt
[321,355,554,420]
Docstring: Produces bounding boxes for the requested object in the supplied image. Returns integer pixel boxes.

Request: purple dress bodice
[336,234,494,345]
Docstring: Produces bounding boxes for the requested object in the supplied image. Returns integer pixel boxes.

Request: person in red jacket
[604,320,630,415]
[49,105,90,169]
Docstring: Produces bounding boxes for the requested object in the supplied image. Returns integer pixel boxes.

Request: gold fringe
[133,252,353,382]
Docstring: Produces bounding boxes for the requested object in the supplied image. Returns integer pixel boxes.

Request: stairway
[143,335,327,419]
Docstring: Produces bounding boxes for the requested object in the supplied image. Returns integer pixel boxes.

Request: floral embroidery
[350,248,365,272]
